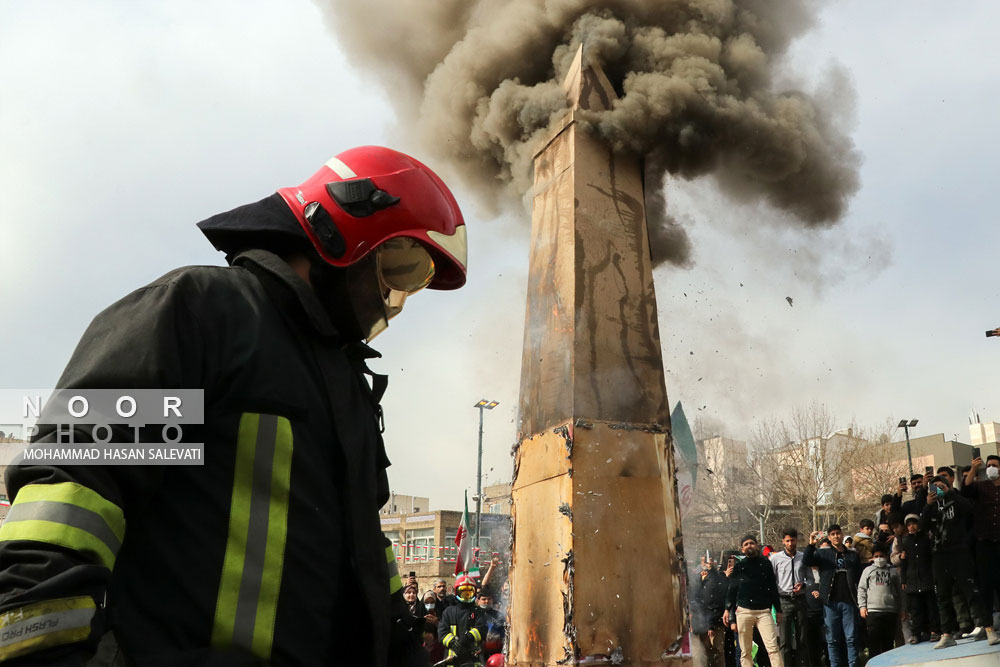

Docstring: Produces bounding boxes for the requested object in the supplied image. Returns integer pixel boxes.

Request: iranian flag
[454,491,474,575]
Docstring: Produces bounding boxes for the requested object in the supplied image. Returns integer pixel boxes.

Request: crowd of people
[690,455,1000,667]
[401,556,507,666]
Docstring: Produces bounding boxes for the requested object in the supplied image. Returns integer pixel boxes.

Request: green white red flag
[454,491,473,575]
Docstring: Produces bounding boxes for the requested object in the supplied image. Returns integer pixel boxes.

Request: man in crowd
[899,513,940,643]
[804,526,862,667]
[857,543,902,657]
[875,495,894,530]
[853,520,875,565]
[476,588,504,665]
[805,543,830,667]
[725,535,784,667]
[692,556,729,667]
[963,454,1000,643]
[897,473,929,518]
[769,529,812,667]
[432,578,457,614]
[920,475,998,647]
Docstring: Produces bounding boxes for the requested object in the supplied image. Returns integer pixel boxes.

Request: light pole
[897,419,919,477]
[473,399,499,558]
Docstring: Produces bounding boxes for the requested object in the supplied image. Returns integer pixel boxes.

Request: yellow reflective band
[386,544,403,593]
[470,628,482,642]
[212,413,294,661]
[0,596,95,661]
[0,483,125,570]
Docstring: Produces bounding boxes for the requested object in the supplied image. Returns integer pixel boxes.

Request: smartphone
[925,466,933,475]
[898,476,906,485]
[972,447,981,459]
[409,571,416,578]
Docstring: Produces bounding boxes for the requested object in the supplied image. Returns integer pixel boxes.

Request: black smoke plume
[319,0,860,266]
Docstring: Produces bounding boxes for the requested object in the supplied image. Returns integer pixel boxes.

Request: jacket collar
[232,249,337,337]
[232,250,385,363]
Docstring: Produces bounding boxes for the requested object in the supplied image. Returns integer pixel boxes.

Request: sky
[2,1,999,511]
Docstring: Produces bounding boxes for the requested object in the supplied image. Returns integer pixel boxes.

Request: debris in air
[786,296,794,307]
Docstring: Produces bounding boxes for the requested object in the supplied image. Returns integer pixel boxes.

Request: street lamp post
[473,399,499,559]
[897,419,919,477]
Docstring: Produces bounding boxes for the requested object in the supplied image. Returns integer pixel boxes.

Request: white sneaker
[934,634,957,649]
[971,626,987,641]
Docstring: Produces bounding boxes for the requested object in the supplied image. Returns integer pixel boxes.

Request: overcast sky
[2,1,999,511]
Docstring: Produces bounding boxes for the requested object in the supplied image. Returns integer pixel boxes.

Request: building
[378,492,429,517]
[379,505,513,582]
[380,510,463,580]
[880,432,976,477]
[969,420,1000,459]
[481,482,511,515]
[700,436,748,479]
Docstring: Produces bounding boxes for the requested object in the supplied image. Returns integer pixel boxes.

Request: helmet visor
[456,584,477,603]
[377,237,435,294]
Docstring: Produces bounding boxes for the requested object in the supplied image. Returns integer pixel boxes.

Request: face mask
[425,602,435,611]
[873,557,888,568]
[987,466,1000,480]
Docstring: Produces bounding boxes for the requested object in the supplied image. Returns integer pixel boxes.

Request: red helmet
[486,654,505,667]
[454,574,477,602]
[277,146,466,290]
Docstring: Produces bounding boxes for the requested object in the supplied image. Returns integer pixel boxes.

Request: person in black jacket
[724,535,784,667]
[920,476,998,647]
[693,557,729,667]
[893,473,930,518]
[898,513,940,643]
[439,575,488,666]
[803,526,862,667]
[0,147,468,666]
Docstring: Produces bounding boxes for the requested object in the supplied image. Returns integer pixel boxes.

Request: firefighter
[438,575,488,667]
[0,146,467,666]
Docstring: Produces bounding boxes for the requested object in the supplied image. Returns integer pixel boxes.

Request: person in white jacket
[857,544,902,658]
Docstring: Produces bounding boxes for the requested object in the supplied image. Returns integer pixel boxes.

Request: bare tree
[847,418,908,505]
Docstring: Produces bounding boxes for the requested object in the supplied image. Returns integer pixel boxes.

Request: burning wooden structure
[507,48,689,666]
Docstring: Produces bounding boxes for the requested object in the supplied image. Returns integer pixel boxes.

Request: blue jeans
[823,602,858,667]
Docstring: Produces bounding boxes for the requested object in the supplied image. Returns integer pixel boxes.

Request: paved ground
[868,636,1000,667]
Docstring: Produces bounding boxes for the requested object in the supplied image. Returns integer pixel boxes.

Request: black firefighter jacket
[0,249,421,666]
[438,603,488,665]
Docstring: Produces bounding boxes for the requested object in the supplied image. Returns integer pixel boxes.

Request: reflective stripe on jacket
[0,244,405,665]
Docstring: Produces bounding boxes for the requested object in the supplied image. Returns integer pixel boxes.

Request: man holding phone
[962,454,1000,645]
[895,471,931,519]
[920,475,997,647]
[803,526,861,667]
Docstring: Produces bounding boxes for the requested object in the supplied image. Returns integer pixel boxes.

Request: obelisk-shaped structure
[509,48,688,665]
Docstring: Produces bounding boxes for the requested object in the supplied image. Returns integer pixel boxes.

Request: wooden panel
[571,423,686,663]
[571,130,669,426]
[517,128,577,439]
[509,428,575,666]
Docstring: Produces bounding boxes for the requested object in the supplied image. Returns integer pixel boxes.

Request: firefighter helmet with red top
[277,146,467,291]
[454,574,477,603]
